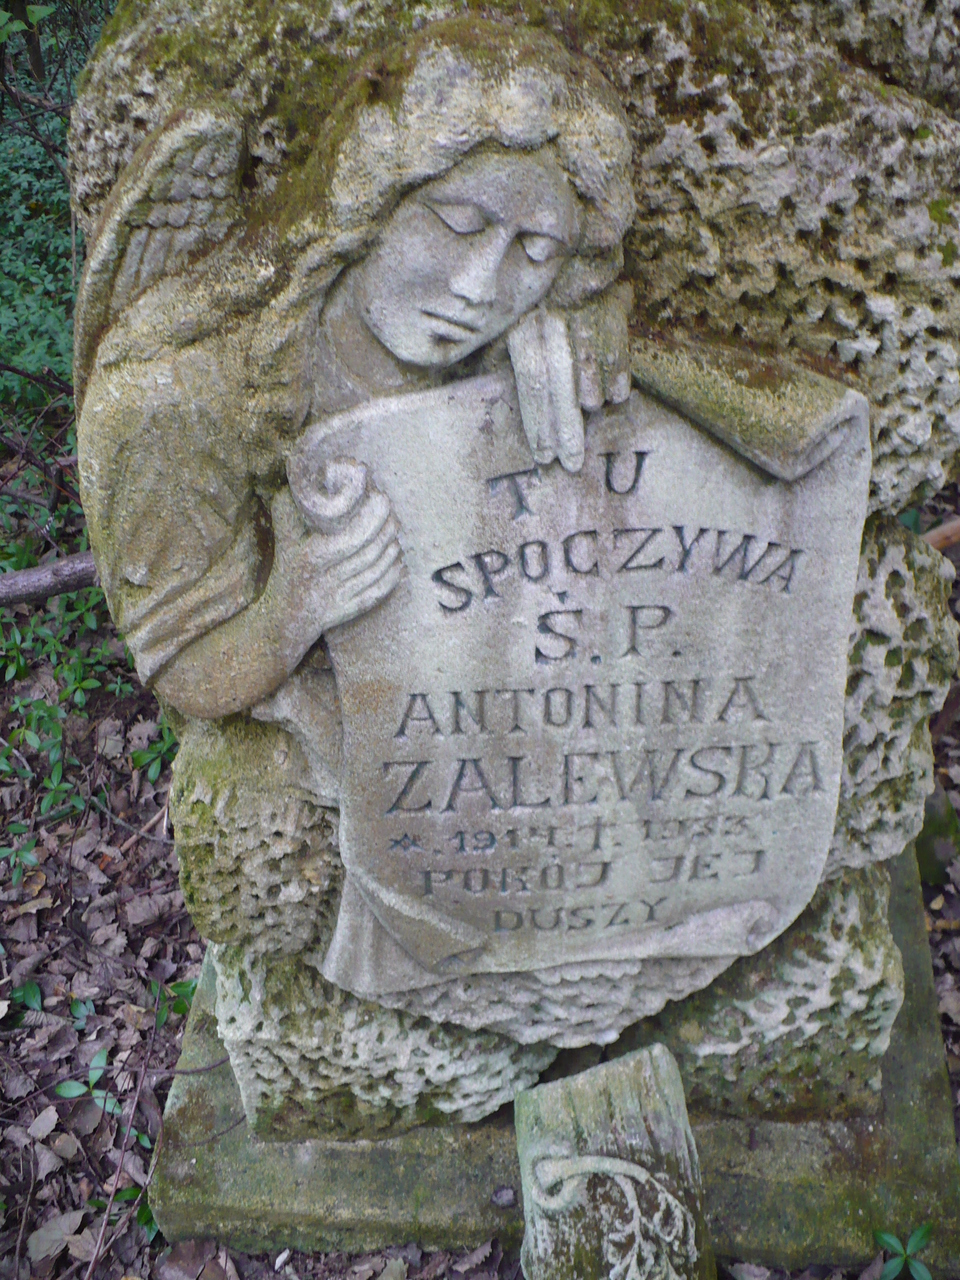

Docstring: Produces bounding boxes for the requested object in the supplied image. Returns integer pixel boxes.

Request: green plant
[132,716,179,783]
[87,1187,159,1242]
[0,823,38,885]
[874,1225,933,1280]
[11,980,41,1011]
[70,997,95,1030]
[899,508,922,534]
[150,978,197,1029]
[55,1048,152,1148]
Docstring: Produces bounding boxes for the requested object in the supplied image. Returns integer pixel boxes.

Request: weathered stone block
[150,853,960,1272]
[515,1046,715,1280]
[210,943,556,1140]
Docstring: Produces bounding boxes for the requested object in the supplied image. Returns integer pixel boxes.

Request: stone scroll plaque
[296,372,870,998]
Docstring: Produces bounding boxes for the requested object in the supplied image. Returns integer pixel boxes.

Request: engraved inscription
[310,375,869,991]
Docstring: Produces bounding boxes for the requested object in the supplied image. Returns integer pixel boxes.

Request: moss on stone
[610,864,903,1121]
[170,714,342,957]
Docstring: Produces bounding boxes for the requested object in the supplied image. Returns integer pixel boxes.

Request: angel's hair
[76,21,634,432]
[278,20,635,314]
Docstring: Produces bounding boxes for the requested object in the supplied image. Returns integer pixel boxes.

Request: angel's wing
[73,106,245,408]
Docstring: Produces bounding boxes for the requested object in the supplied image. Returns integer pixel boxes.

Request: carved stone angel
[75,20,869,1136]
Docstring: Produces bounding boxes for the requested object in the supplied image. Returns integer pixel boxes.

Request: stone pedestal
[151,850,960,1271]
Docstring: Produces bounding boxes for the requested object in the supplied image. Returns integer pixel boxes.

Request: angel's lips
[420,310,484,340]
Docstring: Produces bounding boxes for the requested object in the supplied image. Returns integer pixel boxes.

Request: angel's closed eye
[426,201,488,235]
[520,233,563,264]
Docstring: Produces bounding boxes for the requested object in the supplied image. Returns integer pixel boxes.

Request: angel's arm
[152,487,400,718]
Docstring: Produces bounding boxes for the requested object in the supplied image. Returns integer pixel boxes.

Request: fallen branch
[0,360,73,395]
[0,551,98,606]
[118,806,167,854]
[923,515,960,552]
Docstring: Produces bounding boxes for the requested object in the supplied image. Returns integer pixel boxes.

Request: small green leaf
[137,1130,152,1149]
[880,1260,906,1280]
[13,981,42,1011]
[876,1232,905,1255]
[113,1186,140,1202]
[137,1199,159,1241]
[55,1080,89,1099]
[25,3,54,19]
[155,1002,169,1029]
[88,1047,108,1086]
[907,1263,932,1280]
[907,1225,932,1255]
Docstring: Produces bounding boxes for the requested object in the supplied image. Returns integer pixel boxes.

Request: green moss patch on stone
[170,714,342,957]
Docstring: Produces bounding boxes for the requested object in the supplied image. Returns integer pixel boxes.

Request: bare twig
[88,795,174,846]
[82,990,161,1280]
[57,1152,162,1280]
[0,361,73,395]
[149,1054,230,1078]
[0,69,68,118]
[14,1143,36,1279]
[0,550,98,606]
[923,515,960,552]
[119,806,167,854]
[175,1111,247,1146]
[0,730,33,773]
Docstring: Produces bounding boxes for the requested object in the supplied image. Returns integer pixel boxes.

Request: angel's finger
[332,520,401,584]
[335,557,404,626]
[316,490,393,565]
[569,313,604,412]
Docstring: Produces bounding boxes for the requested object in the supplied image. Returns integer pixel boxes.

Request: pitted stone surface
[614,863,904,1119]
[71,0,960,1141]
[828,516,959,878]
[210,943,557,1138]
[71,0,960,515]
[169,716,342,958]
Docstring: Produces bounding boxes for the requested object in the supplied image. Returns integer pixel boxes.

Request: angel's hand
[507,283,634,475]
[567,281,633,412]
[271,482,402,654]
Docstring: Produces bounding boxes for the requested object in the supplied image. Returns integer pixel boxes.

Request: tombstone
[69,1,960,1270]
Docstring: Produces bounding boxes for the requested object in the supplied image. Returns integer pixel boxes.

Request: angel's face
[356,148,581,368]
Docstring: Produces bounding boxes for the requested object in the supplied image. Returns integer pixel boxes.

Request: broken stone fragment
[515,1045,715,1280]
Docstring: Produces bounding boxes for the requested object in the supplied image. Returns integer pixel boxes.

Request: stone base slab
[151,851,960,1270]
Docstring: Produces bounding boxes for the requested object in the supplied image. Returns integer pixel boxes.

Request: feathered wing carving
[73,106,245,407]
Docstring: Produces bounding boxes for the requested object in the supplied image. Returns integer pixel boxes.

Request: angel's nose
[449,229,512,306]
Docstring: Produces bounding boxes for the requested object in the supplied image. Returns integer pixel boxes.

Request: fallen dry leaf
[27,1103,59,1141]
[453,1243,492,1275]
[730,1267,771,1280]
[66,1226,100,1261]
[34,1142,63,1181]
[154,1237,218,1280]
[50,1131,80,1161]
[27,1208,86,1262]
[939,988,960,1024]
[858,1254,885,1280]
